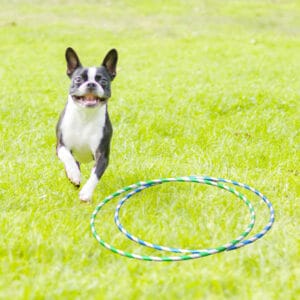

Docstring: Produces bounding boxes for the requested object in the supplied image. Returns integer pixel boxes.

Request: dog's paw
[79,186,93,202]
[79,173,98,202]
[65,165,81,187]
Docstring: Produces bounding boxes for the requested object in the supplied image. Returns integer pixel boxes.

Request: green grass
[0,0,299,299]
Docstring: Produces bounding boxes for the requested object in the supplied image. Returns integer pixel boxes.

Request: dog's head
[65,47,118,108]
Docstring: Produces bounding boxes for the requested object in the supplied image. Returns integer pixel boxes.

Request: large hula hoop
[90,176,275,262]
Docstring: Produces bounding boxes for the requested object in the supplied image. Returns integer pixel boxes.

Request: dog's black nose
[87,82,96,89]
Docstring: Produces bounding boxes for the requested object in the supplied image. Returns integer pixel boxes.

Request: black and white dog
[56,47,118,201]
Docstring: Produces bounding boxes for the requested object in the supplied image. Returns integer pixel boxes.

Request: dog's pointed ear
[66,47,82,77]
[102,49,118,80]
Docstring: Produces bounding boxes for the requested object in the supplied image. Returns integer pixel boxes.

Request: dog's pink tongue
[84,94,97,103]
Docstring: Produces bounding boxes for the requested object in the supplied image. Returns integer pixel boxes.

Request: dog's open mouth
[73,94,107,107]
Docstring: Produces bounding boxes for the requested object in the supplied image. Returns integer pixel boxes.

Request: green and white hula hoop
[90,176,275,262]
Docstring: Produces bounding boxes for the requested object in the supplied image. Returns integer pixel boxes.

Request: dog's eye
[95,75,101,82]
[74,76,83,84]
[100,79,108,86]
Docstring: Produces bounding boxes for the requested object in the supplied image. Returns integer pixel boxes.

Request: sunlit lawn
[0,1,299,299]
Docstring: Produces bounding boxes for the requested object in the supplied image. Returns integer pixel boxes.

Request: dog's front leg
[79,153,109,202]
[57,145,81,187]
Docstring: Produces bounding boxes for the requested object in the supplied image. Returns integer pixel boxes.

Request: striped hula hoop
[90,176,275,262]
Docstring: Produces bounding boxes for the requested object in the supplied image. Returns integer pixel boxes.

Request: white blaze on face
[88,67,97,82]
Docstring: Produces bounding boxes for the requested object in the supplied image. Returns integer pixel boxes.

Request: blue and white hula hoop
[90,176,275,262]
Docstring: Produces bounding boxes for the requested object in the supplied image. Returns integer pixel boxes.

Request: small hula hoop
[114,177,255,254]
[90,176,275,262]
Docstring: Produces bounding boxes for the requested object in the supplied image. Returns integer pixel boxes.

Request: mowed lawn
[0,1,299,299]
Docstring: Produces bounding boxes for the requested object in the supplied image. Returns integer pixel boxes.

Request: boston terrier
[56,47,118,201]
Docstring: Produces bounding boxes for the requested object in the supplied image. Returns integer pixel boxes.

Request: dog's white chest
[60,99,106,163]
